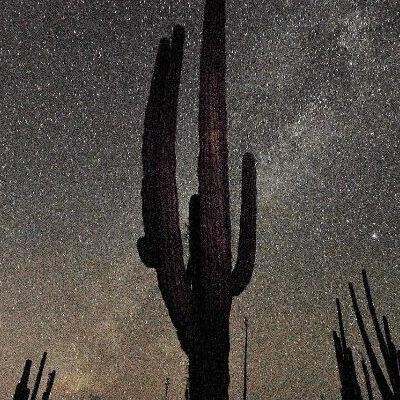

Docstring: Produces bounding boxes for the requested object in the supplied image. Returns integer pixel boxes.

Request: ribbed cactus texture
[333,270,400,399]
[13,353,56,400]
[137,0,257,398]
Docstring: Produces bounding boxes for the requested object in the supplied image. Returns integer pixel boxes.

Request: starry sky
[0,0,399,399]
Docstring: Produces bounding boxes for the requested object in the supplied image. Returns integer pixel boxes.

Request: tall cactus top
[197,0,231,311]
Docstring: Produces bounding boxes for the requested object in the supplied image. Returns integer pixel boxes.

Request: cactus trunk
[137,0,257,398]
[188,320,230,399]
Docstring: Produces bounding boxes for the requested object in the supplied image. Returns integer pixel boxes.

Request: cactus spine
[137,0,257,398]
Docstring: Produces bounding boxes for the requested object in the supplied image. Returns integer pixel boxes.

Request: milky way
[0,1,399,399]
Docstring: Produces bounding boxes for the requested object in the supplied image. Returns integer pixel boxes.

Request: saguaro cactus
[137,0,257,398]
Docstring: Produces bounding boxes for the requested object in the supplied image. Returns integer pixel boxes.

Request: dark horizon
[1,0,399,399]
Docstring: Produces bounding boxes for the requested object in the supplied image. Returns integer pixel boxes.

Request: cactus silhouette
[137,0,257,398]
[333,298,362,400]
[333,270,400,399]
[13,359,31,400]
[41,370,56,400]
[30,352,47,400]
[13,353,56,400]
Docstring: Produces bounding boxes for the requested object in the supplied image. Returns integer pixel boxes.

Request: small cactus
[13,353,56,400]
[333,271,400,399]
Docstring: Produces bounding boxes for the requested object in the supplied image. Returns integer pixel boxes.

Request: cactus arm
[362,359,374,400]
[383,316,400,395]
[230,153,257,296]
[41,370,56,400]
[138,37,171,269]
[334,300,353,399]
[333,305,362,400]
[30,352,47,400]
[335,298,347,351]
[155,25,193,349]
[363,270,400,393]
[349,282,393,399]
[138,26,192,350]
[139,27,186,270]
[347,349,362,399]
[197,0,232,310]
[333,331,345,389]
[362,271,391,366]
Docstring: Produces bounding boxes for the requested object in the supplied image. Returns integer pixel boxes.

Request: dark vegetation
[13,352,55,400]
[334,270,400,399]
[10,270,398,400]
[136,0,256,398]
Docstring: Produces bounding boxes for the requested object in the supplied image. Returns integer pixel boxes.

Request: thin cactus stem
[363,270,400,395]
[362,271,395,384]
[336,298,347,351]
[349,281,393,399]
[41,370,56,400]
[20,360,31,388]
[383,315,400,396]
[362,359,374,400]
[348,348,362,399]
[30,352,47,400]
[185,376,190,400]
[334,298,357,400]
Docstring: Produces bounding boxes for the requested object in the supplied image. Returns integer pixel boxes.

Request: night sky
[1,0,399,399]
